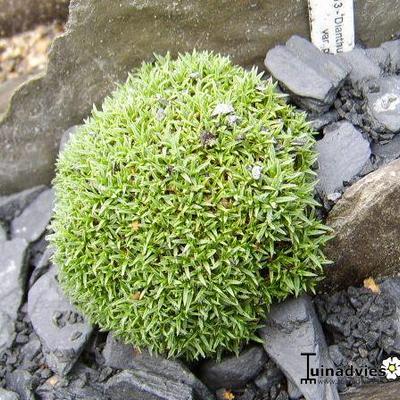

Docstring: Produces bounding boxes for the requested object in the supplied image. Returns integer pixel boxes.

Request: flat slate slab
[265,36,350,113]
[316,121,371,199]
[103,333,214,400]
[337,48,381,86]
[28,268,93,376]
[259,296,340,400]
[0,238,28,320]
[11,188,54,243]
[0,185,46,221]
[105,370,194,400]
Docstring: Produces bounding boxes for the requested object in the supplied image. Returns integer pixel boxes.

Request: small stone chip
[251,166,262,180]
[212,103,234,116]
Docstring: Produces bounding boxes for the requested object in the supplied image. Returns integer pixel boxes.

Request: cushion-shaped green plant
[50,51,330,361]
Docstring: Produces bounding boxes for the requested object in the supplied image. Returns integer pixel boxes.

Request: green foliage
[50,51,330,361]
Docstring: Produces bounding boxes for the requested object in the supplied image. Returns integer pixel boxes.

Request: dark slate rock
[0,388,20,400]
[379,278,400,354]
[28,247,54,288]
[0,239,29,320]
[11,189,54,243]
[236,387,257,400]
[105,369,193,400]
[0,310,15,354]
[371,134,400,165]
[20,336,41,363]
[328,345,344,367]
[259,295,340,400]
[59,125,80,154]
[316,121,371,199]
[198,346,267,390]
[103,333,213,400]
[253,359,283,392]
[0,186,46,222]
[27,268,93,376]
[336,48,381,87]
[265,36,349,113]
[364,76,400,134]
[316,284,397,388]
[5,370,35,400]
[381,39,400,72]
[308,111,339,131]
[35,369,107,400]
[287,378,303,400]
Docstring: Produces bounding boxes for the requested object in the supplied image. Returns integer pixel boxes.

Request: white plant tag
[308,0,355,54]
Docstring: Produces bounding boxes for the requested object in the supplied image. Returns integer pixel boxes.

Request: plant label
[308,0,355,54]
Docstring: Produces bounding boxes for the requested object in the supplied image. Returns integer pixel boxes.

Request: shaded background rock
[1,0,400,194]
[0,0,69,38]
[323,159,400,291]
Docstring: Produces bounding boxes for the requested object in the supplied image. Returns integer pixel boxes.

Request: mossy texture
[50,52,330,360]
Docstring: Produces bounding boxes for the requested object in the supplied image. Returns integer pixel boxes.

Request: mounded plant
[50,51,330,361]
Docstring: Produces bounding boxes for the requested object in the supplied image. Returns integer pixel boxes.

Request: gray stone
[364,76,400,133]
[20,336,42,362]
[103,333,213,400]
[0,310,15,355]
[371,134,400,165]
[381,39,400,73]
[259,295,340,400]
[379,278,400,354]
[328,345,344,367]
[365,47,391,71]
[0,186,46,221]
[2,1,400,194]
[0,223,6,242]
[287,379,303,400]
[36,367,107,400]
[0,388,20,400]
[337,48,381,86]
[308,111,339,131]
[324,159,400,290]
[29,247,54,287]
[316,121,371,199]
[11,188,54,242]
[5,370,35,400]
[105,370,193,400]
[253,360,283,392]
[265,36,349,113]
[199,346,267,390]
[0,238,28,320]
[59,125,80,154]
[27,268,93,376]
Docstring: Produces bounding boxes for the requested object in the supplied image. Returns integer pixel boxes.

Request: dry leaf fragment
[364,277,381,294]
[131,292,141,300]
[131,221,141,231]
[223,390,235,400]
